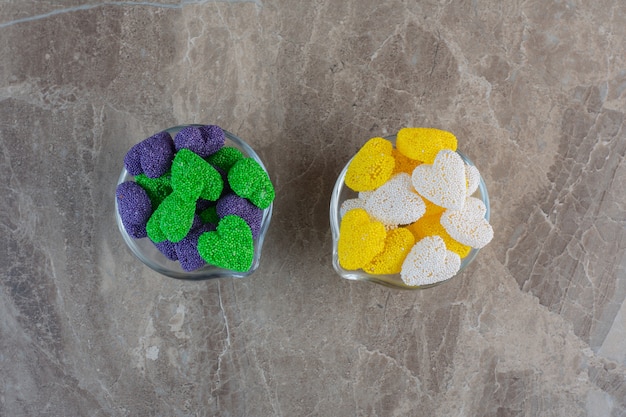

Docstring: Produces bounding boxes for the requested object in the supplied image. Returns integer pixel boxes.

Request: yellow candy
[345,137,395,192]
[396,127,458,164]
[363,227,415,274]
[423,197,446,217]
[406,213,471,258]
[338,208,387,270]
[392,148,421,175]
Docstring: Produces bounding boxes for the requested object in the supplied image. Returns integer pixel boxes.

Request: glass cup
[115,124,273,280]
[329,135,490,289]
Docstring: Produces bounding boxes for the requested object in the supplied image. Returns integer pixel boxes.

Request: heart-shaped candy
[440,196,493,248]
[396,127,457,164]
[171,149,223,202]
[363,173,426,227]
[412,149,467,210]
[228,158,275,209]
[363,227,415,274]
[337,208,387,270]
[400,235,461,286]
[345,137,395,192]
[406,213,471,258]
[197,215,254,272]
[157,192,197,243]
[339,198,365,218]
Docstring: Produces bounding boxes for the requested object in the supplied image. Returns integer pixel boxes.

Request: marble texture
[1,0,626,415]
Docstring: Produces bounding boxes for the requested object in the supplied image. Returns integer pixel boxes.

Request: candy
[406,214,471,258]
[363,173,426,227]
[391,148,421,175]
[465,164,480,195]
[153,192,196,243]
[155,240,178,261]
[216,193,263,239]
[412,149,467,210]
[440,197,493,248]
[135,131,176,178]
[400,236,461,286]
[116,181,152,238]
[362,227,415,274]
[228,158,275,209]
[396,127,457,164]
[339,198,365,218]
[174,125,225,158]
[206,146,244,172]
[175,223,216,271]
[197,215,254,272]
[171,148,223,202]
[199,205,219,225]
[135,172,172,208]
[344,137,395,192]
[337,208,387,270]
[123,143,143,176]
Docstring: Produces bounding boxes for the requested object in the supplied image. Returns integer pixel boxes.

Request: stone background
[1,1,626,416]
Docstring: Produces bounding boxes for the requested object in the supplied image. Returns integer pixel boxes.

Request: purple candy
[198,125,225,156]
[216,193,263,239]
[140,131,175,178]
[155,240,178,261]
[123,143,143,175]
[196,199,215,213]
[175,223,216,271]
[116,181,152,238]
[174,125,225,158]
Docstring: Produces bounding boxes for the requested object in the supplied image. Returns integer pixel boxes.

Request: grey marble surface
[1,1,626,416]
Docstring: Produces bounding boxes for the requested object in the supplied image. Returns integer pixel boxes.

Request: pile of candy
[337,127,493,286]
[116,125,275,272]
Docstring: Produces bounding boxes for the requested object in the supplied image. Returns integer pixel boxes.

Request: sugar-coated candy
[412,150,467,210]
[199,205,219,225]
[174,125,225,158]
[154,192,196,243]
[465,164,480,195]
[216,193,263,239]
[400,235,461,286]
[198,215,254,272]
[140,131,176,178]
[406,214,471,258]
[175,223,216,271]
[440,197,493,248]
[337,208,386,270]
[171,148,223,202]
[124,143,143,176]
[196,198,215,213]
[228,158,275,209]
[339,198,365,218]
[396,127,457,164]
[155,240,178,261]
[135,172,172,208]
[345,137,395,192]
[362,227,415,274]
[146,206,166,243]
[206,146,244,172]
[116,181,152,238]
[363,173,425,227]
[392,148,421,175]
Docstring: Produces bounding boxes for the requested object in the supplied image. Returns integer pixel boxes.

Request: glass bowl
[115,124,273,280]
[329,135,490,290]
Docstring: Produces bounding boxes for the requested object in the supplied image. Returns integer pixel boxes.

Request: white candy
[400,236,461,286]
[441,196,493,248]
[465,164,480,196]
[412,150,467,210]
[363,173,426,227]
[340,198,365,218]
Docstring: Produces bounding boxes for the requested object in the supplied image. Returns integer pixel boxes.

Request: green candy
[199,206,219,225]
[146,206,167,243]
[206,146,244,172]
[197,215,254,272]
[171,149,223,202]
[135,172,172,208]
[157,192,196,243]
[228,158,275,209]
